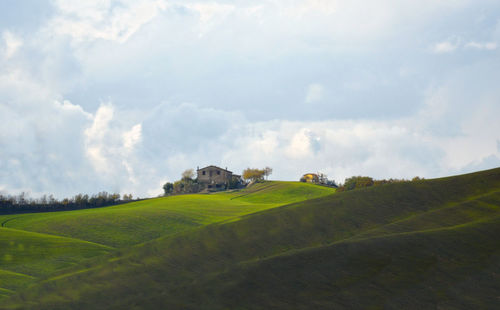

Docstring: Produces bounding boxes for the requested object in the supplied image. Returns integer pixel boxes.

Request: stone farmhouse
[197,165,242,190]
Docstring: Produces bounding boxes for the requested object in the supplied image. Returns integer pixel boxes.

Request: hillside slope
[0,181,334,300]
[2,168,500,309]
[0,227,111,298]
[0,181,333,248]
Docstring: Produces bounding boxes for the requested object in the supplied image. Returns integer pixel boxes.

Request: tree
[182,169,195,181]
[173,180,184,194]
[161,168,202,196]
[343,176,374,191]
[163,182,174,195]
[318,173,327,184]
[227,177,241,189]
[242,168,266,183]
[264,167,273,180]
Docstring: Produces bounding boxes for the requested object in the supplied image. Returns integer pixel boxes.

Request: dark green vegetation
[2,168,500,309]
[337,175,416,191]
[0,191,131,214]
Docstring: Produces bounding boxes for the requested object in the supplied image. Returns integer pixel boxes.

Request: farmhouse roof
[303,173,319,177]
[197,165,233,173]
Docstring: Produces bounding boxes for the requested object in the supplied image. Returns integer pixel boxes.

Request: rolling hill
[0,181,334,300]
[0,181,332,248]
[1,168,500,309]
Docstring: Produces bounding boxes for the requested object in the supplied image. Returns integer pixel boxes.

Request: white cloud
[222,119,439,183]
[286,128,321,159]
[48,0,168,43]
[54,100,92,119]
[432,40,459,54]
[432,39,497,54]
[2,31,23,59]
[465,41,497,50]
[85,103,114,142]
[84,104,115,174]
[305,83,324,103]
[438,103,500,170]
[123,124,142,151]
[281,0,337,19]
[1,90,498,198]
[185,2,236,24]
[83,103,146,193]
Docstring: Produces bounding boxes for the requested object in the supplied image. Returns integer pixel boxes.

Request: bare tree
[264,167,273,180]
[182,169,195,180]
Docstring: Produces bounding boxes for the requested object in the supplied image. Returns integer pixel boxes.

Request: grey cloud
[0,101,97,197]
[458,154,500,175]
[139,102,244,160]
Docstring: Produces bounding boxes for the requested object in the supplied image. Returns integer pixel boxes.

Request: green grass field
[0,181,332,248]
[1,168,500,309]
[0,181,334,300]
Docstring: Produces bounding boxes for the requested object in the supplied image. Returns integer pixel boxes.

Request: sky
[1,0,499,198]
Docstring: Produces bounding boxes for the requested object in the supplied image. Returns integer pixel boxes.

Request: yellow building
[301,173,319,183]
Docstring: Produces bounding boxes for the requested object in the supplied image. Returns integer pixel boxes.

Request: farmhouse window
[202,171,206,175]
[217,171,221,175]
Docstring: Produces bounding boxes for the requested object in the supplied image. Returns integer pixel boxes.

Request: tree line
[0,191,135,215]
[336,176,425,192]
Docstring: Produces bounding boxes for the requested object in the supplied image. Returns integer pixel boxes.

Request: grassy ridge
[207,216,500,310]
[0,269,34,298]
[353,189,500,240]
[2,168,499,309]
[0,182,333,248]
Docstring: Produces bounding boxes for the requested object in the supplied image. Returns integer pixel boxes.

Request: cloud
[221,119,442,184]
[123,124,142,151]
[305,83,324,103]
[458,154,500,175]
[286,128,321,159]
[2,31,23,59]
[1,0,500,198]
[84,103,115,174]
[432,40,459,54]
[82,103,149,194]
[465,41,497,50]
[47,0,168,43]
[432,39,497,54]
[0,92,96,197]
[184,2,235,36]
[281,0,337,19]
[1,89,498,198]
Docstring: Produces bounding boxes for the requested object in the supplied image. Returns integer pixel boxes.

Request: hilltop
[1,168,500,309]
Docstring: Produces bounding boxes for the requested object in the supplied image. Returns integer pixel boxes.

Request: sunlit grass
[0,181,334,248]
